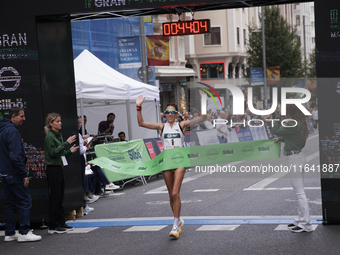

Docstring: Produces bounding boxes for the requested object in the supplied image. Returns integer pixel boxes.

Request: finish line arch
[0,0,339,224]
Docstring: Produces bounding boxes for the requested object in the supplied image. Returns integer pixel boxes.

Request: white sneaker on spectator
[84,205,94,213]
[84,196,96,204]
[18,230,42,242]
[87,194,99,202]
[105,183,120,190]
[4,232,19,242]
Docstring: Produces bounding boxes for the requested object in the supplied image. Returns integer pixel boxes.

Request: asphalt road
[2,132,340,255]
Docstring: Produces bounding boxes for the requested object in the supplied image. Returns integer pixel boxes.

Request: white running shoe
[178,219,184,234]
[87,194,99,201]
[84,196,96,204]
[4,232,19,242]
[105,183,120,190]
[169,226,179,238]
[18,230,42,242]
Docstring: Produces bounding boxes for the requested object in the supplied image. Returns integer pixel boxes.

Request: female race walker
[136,95,205,238]
[273,104,313,233]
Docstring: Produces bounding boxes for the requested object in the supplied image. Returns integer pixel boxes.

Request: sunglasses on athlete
[164,110,178,115]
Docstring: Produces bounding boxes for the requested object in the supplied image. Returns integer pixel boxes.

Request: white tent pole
[155,99,160,137]
[80,97,85,136]
[126,99,133,140]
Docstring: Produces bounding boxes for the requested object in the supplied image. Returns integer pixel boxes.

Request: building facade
[153,14,195,114]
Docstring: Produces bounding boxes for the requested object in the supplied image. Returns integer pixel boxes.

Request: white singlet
[161,122,184,150]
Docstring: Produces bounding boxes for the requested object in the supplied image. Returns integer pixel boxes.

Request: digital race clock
[162,19,210,36]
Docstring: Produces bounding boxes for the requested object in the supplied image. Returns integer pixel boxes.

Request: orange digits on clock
[178,22,185,34]
[200,20,208,32]
[171,23,178,35]
[185,22,192,33]
[163,24,170,35]
[193,21,199,33]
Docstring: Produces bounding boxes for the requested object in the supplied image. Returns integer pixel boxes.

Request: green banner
[90,140,281,182]
[94,139,151,163]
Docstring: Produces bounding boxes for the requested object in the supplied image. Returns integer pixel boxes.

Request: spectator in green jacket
[44,113,78,234]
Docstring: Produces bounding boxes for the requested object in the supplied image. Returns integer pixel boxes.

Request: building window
[237,27,240,45]
[169,37,175,61]
[228,63,234,78]
[312,37,315,43]
[311,6,314,13]
[204,27,221,45]
[243,29,246,46]
[200,62,225,80]
[297,36,301,42]
[235,63,240,78]
[296,15,300,26]
[178,37,185,61]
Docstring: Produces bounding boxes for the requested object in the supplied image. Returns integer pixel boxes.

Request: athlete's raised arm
[136,95,163,134]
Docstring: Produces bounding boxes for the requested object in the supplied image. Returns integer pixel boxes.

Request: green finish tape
[90,140,281,182]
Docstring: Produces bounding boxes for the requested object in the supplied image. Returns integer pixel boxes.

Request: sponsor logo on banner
[171,152,184,164]
[125,165,135,172]
[258,146,271,153]
[118,172,127,177]
[94,0,125,8]
[111,164,121,169]
[157,141,164,153]
[242,146,254,157]
[0,33,27,47]
[223,150,235,156]
[0,67,21,92]
[0,98,24,110]
[151,161,158,172]
[146,142,157,159]
[207,149,219,160]
[187,153,199,159]
[128,149,142,160]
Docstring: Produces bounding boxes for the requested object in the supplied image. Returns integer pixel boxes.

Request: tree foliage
[306,48,316,78]
[245,7,304,88]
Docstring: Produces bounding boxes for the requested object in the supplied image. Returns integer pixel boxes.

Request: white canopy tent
[74,49,160,140]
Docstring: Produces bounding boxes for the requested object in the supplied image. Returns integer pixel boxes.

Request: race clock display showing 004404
[162,19,210,36]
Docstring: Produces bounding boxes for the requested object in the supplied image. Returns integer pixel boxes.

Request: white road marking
[145,161,244,194]
[244,151,320,191]
[66,227,99,234]
[196,225,239,231]
[275,225,318,231]
[146,199,202,205]
[193,189,219,192]
[286,198,322,205]
[244,172,288,191]
[123,225,168,232]
[248,187,321,191]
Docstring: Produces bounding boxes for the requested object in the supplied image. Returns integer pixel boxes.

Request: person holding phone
[44,113,79,234]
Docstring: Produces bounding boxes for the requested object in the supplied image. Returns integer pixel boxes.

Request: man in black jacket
[0,107,41,242]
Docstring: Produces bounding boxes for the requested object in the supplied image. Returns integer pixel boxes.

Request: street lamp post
[252,6,267,109]
[261,6,268,109]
